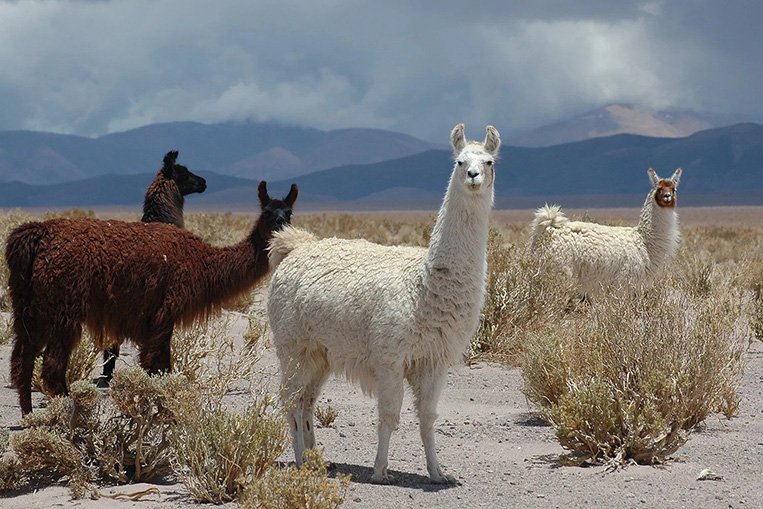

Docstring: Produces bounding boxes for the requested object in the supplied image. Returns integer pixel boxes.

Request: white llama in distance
[267,123,500,484]
[530,167,682,296]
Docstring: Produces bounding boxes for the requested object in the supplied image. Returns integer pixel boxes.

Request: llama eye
[457,160,464,166]
[485,161,493,166]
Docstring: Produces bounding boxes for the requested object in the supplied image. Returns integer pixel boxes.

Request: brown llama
[141,149,207,227]
[6,181,297,416]
[99,149,207,386]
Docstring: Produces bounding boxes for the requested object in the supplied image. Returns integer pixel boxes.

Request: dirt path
[1,311,761,508]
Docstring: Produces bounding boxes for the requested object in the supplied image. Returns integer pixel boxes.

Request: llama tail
[268,226,318,269]
[5,221,46,394]
[530,204,568,248]
[5,221,46,294]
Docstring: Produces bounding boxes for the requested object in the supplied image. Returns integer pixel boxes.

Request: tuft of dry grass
[522,285,750,466]
[170,394,288,503]
[241,448,350,509]
[315,404,340,428]
[3,369,201,497]
[469,228,575,365]
[31,332,99,394]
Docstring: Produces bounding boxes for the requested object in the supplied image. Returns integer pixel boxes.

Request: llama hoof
[370,472,396,485]
[94,377,110,389]
[430,472,459,485]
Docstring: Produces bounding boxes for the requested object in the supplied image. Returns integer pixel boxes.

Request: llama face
[171,164,207,196]
[455,148,495,192]
[450,124,501,195]
[161,150,207,195]
[648,168,681,209]
[654,180,677,208]
[257,182,299,237]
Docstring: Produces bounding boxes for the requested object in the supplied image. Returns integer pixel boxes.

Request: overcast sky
[0,0,761,142]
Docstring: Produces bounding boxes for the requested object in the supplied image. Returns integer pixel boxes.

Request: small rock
[696,468,723,481]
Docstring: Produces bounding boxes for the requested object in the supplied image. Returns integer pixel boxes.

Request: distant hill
[0,121,437,185]
[512,104,753,147]
[1,123,762,209]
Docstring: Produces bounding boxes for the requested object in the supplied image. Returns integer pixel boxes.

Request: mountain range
[1,110,762,209]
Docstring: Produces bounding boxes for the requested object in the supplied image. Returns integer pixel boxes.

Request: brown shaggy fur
[141,150,207,227]
[6,181,297,416]
[100,150,206,385]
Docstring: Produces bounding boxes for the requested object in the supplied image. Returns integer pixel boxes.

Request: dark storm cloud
[0,0,761,142]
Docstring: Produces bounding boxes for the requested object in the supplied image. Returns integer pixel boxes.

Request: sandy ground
[0,304,761,509]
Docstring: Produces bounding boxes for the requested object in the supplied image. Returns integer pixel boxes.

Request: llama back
[267,226,319,269]
[268,237,427,391]
[530,204,568,248]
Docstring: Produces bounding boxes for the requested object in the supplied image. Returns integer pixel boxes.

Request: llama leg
[409,366,456,484]
[138,322,174,375]
[11,333,42,417]
[100,344,121,385]
[41,323,82,398]
[300,356,330,451]
[371,368,404,484]
[280,362,308,466]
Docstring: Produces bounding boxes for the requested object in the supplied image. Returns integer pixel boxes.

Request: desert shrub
[522,286,750,466]
[244,308,269,350]
[170,394,288,503]
[32,332,99,393]
[241,448,350,509]
[4,369,199,498]
[294,213,431,246]
[184,211,252,246]
[0,313,12,346]
[0,430,23,491]
[171,315,262,411]
[469,228,575,364]
[315,404,339,428]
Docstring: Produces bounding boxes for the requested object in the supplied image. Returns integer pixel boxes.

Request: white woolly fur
[529,168,682,296]
[267,123,501,484]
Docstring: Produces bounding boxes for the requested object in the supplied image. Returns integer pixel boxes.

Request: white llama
[267,123,500,484]
[529,167,682,296]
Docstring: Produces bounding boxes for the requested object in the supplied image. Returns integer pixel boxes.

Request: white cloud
[0,0,760,141]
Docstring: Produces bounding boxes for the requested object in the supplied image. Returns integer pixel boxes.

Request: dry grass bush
[0,312,12,346]
[169,394,288,503]
[241,448,350,509]
[294,213,431,246]
[3,370,200,498]
[184,211,252,246]
[522,285,750,466]
[31,332,99,394]
[469,228,576,365]
[315,404,340,428]
[171,315,262,410]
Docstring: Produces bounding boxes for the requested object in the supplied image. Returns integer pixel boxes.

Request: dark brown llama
[6,181,297,416]
[99,149,206,386]
[141,149,207,227]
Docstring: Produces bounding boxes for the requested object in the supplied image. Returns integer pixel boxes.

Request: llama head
[161,150,207,196]
[450,123,501,196]
[257,181,299,238]
[648,167,682,208]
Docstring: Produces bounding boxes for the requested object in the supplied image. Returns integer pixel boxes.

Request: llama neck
[200,228,271,305]
[142,179,184,228]
[425,176,493,295]
[636,191,680,273]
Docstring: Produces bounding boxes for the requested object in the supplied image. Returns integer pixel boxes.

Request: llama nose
[467,170,479,179]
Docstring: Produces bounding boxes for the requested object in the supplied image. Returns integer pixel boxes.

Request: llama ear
[483,125,501,156]
[670,168,682,187]
[284,183,298,207]
[162,150,178,176]
[451,123,466,154]
[258,181,271,207]
[647,168,660,188]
